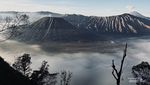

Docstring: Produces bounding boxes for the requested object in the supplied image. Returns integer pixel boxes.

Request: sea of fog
[0,37,150,85]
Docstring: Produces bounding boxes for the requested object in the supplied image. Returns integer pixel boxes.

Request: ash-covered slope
[64,13,150,35]
[130,11,147,19]
[129,11,150,20]
[12,13,150,42]
[15,17,97,42]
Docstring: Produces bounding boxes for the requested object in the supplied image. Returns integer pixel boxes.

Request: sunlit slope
[64,14,150,34]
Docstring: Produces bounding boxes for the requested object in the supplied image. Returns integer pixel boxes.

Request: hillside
[0,57,35,85]
[14,17,98,42]
[8,12,150,42]
[64,14,150,35]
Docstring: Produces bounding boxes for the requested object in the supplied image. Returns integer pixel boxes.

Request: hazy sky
[0,0,149,16]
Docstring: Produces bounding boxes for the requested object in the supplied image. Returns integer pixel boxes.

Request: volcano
[12,12,150,42]
[16,17,79,42]
[64,13,150,35]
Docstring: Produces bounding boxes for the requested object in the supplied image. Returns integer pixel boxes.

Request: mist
[0,37,150,85]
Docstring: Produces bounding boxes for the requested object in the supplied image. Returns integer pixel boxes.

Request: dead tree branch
[112,43,127,85]
[0,13,29,42]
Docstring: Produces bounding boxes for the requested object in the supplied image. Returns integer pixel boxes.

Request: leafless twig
[112,43,127,85]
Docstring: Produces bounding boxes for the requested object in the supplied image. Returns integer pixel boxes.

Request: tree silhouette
[30,61,58,85]
[0,13,29,41]
[0,56,35,85]
[12,54,32,77]
[60,71,72,85]
[112,43,127,85]
[132,62,150,85]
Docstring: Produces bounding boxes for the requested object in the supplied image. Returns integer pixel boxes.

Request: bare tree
[0,13,29,41]
[112,43,127,85]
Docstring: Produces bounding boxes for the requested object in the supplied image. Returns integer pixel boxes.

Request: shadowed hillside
[0,57,36,85]
[14,17,99,42]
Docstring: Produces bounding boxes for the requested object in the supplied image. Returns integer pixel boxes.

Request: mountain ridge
[8,12,150,42]
[129,11,150,20]
[64,13,150,34]
[14,17,99,42]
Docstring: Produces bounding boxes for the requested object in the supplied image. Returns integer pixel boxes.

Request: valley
[0,11,150,85]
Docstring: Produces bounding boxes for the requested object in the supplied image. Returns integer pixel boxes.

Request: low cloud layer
[0,37,149,85]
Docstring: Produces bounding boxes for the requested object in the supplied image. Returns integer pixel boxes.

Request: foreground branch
[112,43,127,85]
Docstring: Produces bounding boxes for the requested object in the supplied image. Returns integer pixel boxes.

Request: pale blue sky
[0,0,149,16]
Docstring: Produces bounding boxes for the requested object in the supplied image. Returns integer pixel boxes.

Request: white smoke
[126,5,135,12]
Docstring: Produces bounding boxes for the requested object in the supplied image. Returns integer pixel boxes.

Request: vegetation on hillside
[0,54,72,85]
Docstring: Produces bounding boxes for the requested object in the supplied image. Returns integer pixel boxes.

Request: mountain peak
[15,17,90,42]
[12,12,150,42]
[129,11,146,19]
